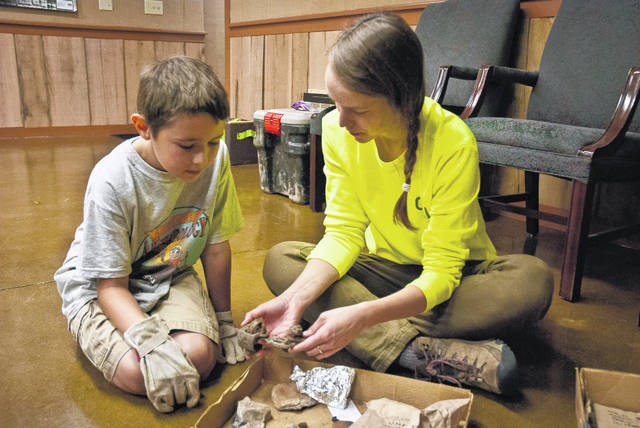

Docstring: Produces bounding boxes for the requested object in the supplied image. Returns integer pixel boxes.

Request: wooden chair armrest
[460,65,539,118]
[579,66,640,157]
[430,65,481,104]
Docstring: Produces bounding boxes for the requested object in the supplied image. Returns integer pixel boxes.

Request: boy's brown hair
[137,55,229,135]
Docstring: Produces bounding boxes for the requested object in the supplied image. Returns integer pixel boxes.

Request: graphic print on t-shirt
[132,207,210,285]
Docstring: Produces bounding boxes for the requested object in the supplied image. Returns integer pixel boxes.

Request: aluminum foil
[289,365,356,409]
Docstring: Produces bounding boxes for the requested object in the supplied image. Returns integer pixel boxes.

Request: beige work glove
[124,315,200,413]
[216,311,247,365]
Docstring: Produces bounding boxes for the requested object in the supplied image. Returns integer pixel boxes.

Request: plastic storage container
[253,108,313,204]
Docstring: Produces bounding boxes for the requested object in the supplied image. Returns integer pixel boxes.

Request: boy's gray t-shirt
[55,137,244,320]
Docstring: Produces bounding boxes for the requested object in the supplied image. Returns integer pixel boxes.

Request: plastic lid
[253,108,313,125]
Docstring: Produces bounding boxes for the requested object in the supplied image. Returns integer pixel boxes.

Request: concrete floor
[0,135,638,428]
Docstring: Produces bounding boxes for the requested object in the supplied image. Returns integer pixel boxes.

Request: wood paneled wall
[229,30,340,121]
[0,33,204,130]
[0,0,214,135]
[229,0,430,23]
[0,0,205,33]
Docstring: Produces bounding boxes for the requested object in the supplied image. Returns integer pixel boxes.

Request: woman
[243,13,553,395]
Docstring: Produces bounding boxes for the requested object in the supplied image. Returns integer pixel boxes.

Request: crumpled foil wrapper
[289,364,356,409]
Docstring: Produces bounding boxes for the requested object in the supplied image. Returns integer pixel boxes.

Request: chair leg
[524,171,539,235]
[478,164,499,221]
[559,180,595,302]
[523,234,538,255]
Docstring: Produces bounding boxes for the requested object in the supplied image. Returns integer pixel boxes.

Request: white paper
[328,399,362,422]
[423,398,472,428]
[56,0,77,11]
[593,403,640,428]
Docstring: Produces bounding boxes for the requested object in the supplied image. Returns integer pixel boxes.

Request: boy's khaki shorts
[68,272,219,382]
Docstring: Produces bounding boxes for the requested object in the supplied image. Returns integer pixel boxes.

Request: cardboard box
[225,120,257,165]
[575,367,640,428]
[196,352,473,428]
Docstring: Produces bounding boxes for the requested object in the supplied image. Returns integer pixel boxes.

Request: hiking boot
[411,337,518,395]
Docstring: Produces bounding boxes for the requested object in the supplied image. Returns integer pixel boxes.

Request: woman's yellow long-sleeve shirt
[308,97,497,312]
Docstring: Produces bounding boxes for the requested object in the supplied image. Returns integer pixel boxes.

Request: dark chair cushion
[466,117,640,182]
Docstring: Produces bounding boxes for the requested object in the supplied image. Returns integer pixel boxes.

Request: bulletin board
[0,0,76,12]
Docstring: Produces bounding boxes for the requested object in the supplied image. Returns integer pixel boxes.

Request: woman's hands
[291,303,369,360]
[242,281,426,361]
[292,285,426,360]
[242,260,427,361]
[242,258,340,347]
[242,293,304,337]
[243,298,369,360]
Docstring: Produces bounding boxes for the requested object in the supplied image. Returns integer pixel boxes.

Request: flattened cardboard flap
[195,358,265,428]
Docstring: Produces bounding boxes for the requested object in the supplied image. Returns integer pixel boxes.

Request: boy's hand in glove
[216,311,247,365]
[124,315,200,413]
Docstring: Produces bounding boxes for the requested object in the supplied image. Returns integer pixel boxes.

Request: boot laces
[416,345,487,387]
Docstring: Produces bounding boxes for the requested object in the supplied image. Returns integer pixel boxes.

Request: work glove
[124,315,200,413]
[216,311,247,365]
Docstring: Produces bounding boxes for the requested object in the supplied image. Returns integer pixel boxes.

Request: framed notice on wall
[0,0,77,12]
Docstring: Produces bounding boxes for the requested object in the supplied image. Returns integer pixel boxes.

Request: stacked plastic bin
[253,108,314,204]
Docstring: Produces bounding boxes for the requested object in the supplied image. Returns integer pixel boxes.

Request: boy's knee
[112,334,215,394]
[112,349,146,395]
[173,332,216,379]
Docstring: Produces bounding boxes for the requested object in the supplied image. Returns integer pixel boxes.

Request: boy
[54,56,246,413]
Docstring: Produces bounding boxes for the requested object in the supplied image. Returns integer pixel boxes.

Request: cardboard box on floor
[575,367,640,428]
[196,352,473,428]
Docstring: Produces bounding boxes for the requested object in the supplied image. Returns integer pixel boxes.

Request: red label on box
[264,112,284,134]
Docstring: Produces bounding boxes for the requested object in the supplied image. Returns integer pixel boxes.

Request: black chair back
[415,0,520,116]
[528,0,640,132]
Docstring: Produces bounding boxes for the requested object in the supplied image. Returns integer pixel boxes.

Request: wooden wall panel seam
[0,34,23,127]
